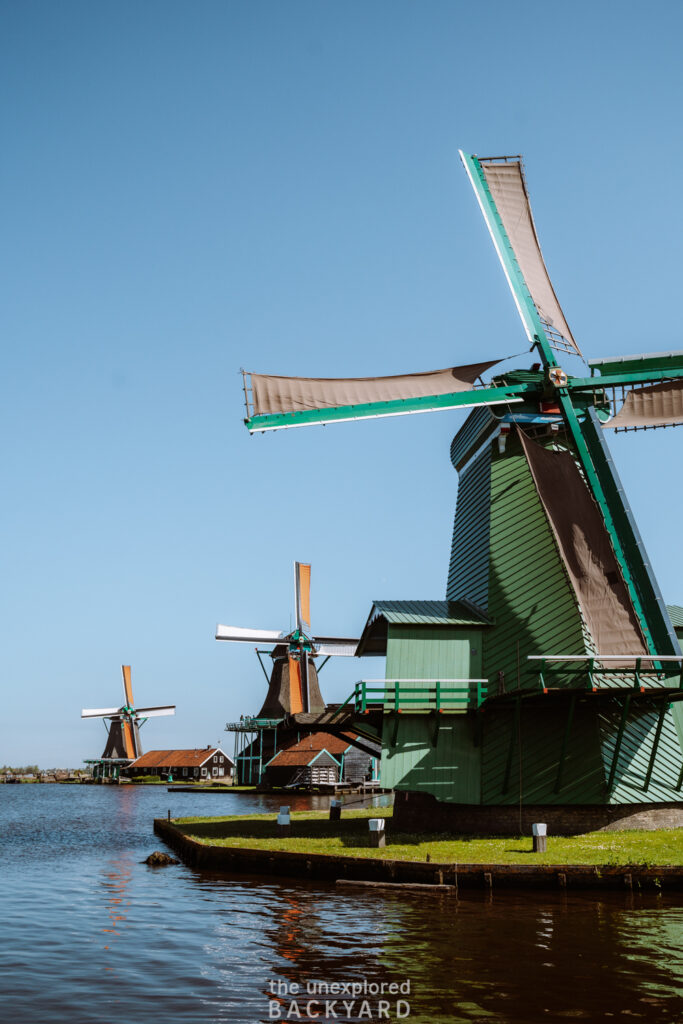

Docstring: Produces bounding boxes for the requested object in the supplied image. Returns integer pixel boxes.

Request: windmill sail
[295,562,311,634]
[604,379,683,430]
[461,153,581,358]
[243,361,524,432]
[519,430,647,658]
[250,362,499,416]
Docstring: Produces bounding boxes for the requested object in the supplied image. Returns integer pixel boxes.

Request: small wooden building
[261,731,379,789]
[125,747,234,782]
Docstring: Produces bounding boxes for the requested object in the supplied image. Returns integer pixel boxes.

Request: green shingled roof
[667,605,683,628]
[369,600,489,626]
[356,600,489,657]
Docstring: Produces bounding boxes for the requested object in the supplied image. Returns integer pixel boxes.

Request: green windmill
[240,152,683,833]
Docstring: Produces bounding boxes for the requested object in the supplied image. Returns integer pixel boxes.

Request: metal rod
[255,649,271,684]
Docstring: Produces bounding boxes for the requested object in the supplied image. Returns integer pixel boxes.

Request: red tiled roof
[278,731,358,756]
[267,748,340,768]
[129,748,230,769]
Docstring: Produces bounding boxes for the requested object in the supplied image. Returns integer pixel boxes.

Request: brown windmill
[216,561,357,717]
[81,665,175,777]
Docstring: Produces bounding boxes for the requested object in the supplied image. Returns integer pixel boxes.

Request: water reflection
[100,856,133,944]
[189,874,683,1023]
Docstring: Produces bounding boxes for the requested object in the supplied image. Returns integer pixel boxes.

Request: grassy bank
[172,807,683,866]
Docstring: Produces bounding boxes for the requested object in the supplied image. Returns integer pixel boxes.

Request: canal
[2,784,682,1022]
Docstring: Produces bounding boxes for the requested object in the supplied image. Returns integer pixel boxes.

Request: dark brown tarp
[479,159,581,357]
[604,379,683,430]
[518,430,647,657]
[250,361,499,417]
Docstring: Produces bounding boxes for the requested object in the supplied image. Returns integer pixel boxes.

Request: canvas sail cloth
[249,361,500,417]
[603,379,683,430]
[479,159,582,358]
[518,430,647,661]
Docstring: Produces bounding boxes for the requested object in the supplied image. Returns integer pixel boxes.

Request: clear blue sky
[3,0,683,766]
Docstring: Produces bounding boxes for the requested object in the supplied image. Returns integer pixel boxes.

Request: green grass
[171,807,683,866]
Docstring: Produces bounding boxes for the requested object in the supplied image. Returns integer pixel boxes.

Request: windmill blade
[603,379,683,431]
[81,707,121,719]
[122,665,134,707]
[460,151,581,359]
[243,362,527,432]
[294,562,311,634]
[121,718,137,759]
[313,638,359,657]
[215,625,285,643]
[287,655,304,714]
[135,705,176,717]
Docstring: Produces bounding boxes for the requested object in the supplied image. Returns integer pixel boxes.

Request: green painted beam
[643,703,668,791]
[570,368,683,391]
[606,695,632,794]
[502,698,521,795]
[245,382,531,432]
[554,692,577,794]
[589,351,683,376]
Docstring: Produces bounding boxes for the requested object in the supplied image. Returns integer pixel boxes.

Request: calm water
[2,785,683,1023]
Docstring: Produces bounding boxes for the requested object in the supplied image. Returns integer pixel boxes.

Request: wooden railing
[332,679,488,716]
[527,654,683,692]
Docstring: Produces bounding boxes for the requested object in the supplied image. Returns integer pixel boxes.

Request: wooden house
[261,731,379,789]
[125,747,234,782]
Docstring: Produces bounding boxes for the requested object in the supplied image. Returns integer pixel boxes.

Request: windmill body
[239,154,683,831]
[82,666,175,780]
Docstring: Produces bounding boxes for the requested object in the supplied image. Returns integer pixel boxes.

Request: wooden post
[277,806,291,837]
[532,823,547,853]
[329,799,342,821]
[369,818,386,848]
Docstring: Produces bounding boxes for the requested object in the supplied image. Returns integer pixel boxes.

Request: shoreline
[154,817,683,892]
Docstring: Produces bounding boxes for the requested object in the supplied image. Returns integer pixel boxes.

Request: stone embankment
[154,819,683,892]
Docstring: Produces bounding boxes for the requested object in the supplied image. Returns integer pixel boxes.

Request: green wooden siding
[446,447,491,610]
[380,623,483,800]
[386,624,482,687]
[599,703,683,804]
[484,435,588,693]
[481,703,605,805]
[380,716,481,802]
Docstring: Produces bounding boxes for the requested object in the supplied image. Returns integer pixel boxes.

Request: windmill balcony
[526,655,683,698]
[338,679,488,715]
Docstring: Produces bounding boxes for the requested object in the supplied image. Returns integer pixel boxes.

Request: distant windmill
[216,561,357,716]
[81,665,176,761]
